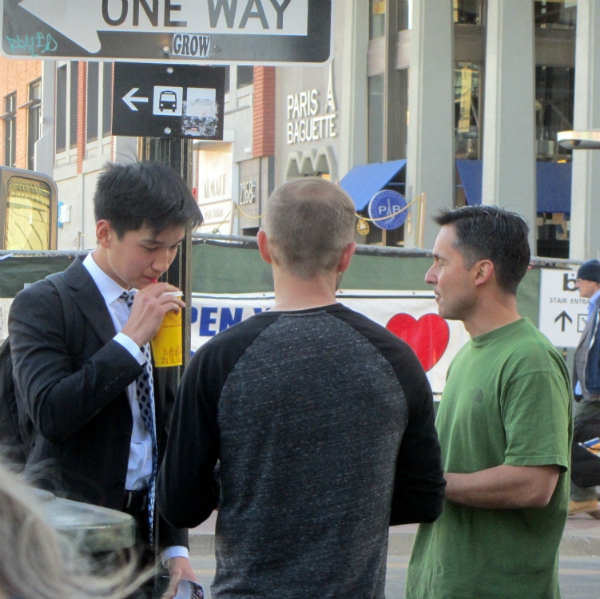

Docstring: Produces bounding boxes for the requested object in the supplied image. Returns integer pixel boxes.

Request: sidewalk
[188,511,600,558]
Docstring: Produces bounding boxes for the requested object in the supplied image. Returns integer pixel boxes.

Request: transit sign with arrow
[112,62,226,139]
[0,0,333,65]
[539,268,588,348]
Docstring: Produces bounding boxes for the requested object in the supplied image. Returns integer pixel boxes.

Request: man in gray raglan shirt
[157,178,445,599]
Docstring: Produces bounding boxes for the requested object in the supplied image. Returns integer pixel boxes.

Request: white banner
[190,290,470,395]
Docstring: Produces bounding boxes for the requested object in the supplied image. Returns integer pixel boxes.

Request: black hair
[93,161,203,238]
[434,205,530,295]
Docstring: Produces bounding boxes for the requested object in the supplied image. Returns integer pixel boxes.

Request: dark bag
[0,273,80,470]
[571,408,600,488]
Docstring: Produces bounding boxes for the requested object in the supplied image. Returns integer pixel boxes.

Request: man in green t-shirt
[405,205,572,599]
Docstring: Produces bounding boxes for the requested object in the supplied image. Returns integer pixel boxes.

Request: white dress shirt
[82,253,188,562]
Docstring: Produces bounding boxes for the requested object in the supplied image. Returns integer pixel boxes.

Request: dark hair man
[405,205,572,599]
[8,161,203,598]
[158,178,445,599]
[569,259,600,518]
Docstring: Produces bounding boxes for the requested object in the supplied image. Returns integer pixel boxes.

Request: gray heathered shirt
[158,304,444,599]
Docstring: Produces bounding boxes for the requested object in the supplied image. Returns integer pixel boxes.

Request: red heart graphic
[386,313,450,372]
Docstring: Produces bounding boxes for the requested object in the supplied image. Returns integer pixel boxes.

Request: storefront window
[453,0,480,24]
[370,0,386,39]
[535,66,574,161]
[454,63,480,160]
[368,75,385,164]
[534,0,576,29]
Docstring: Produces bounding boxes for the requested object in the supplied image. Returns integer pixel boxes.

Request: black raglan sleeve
[334,308,446,525]
[157,314,277,529]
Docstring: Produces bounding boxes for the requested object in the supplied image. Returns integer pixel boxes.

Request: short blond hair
[264,178,356,279]
[0,459,148,599]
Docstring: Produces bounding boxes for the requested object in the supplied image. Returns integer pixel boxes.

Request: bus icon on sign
[153,86,183,117]
[159,91,177,112]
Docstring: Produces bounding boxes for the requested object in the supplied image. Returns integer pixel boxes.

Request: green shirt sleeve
[501,370,571,472]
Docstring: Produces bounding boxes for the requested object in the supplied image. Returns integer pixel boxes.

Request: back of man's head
[264,178,356,279]
[434,205,530,295]
[93,161,203,238]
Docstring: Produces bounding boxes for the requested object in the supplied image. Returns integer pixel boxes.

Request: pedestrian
[0,458,150,599]
[569,259,600,518]
[8,160,203,598]
[158,177,445,599]
[404,205,572,599]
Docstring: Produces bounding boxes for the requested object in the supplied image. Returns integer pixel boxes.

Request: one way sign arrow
[554,310,573,332]
[122,88,148,112]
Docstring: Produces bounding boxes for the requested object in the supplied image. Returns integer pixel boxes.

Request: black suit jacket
[8,256,187,550]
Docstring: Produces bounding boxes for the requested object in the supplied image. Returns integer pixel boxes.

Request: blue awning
[340,159,407,211]
[537,161,571,214]
[456,160,483,206]
[455,159,572,214]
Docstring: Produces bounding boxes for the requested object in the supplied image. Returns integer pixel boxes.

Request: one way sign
[1,0,332,65]
[112,63,225,139]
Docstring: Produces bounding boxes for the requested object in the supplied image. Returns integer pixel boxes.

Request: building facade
[4,1,599,260]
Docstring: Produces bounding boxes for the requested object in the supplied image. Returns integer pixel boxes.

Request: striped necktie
[121,290,158,544]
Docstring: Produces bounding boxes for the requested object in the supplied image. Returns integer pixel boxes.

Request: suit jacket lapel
[62,256,117,345]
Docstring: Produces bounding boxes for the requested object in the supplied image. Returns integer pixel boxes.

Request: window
[237,66,254,89]
[87,62,99,143]
[370,0,386,39]
[535,66,574,161]
[4,93,16,167]
[535,0,577,29]
[102,63,113,137]
[454,63,480,160]
[4,176,52,250]
[70,62,78,148]
[368,75,384,164]
[453,0,481,25]
[27,80,41,171]
[56,65,67,153]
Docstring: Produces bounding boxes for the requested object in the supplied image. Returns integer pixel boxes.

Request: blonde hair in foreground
[264,178,356,279]
[0,460,149,599]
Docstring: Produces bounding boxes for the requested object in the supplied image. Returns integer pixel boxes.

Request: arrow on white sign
[122,88,148,112]
[18,0,309,54]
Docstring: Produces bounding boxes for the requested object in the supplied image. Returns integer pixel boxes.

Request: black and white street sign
[112,63,225,139]
[1,0,332,65]
[539,268,588,348]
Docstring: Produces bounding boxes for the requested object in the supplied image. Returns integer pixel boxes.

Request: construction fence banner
[191,289,470,395]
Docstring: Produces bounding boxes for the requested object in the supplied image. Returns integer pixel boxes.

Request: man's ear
[473,259,495,287]
[257,230,273,265]
[338,242,356,273]
[96,220,114,249]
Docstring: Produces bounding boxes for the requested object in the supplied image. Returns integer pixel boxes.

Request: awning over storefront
[455,159,572,214]
[536,161,571,214]
[456,160,483,206]
[340,159,407,211]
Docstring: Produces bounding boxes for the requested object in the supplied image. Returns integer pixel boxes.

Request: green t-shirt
[405,318,572,599]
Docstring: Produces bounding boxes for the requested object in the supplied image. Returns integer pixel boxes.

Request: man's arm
[9,282,142,442]
[445,464,560,509]
[388,345,446,525]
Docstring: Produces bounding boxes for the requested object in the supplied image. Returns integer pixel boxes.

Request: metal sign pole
[139,137,194,375]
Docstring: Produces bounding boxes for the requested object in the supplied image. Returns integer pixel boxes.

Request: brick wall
[252,66,275,158]
[0,56,42,169]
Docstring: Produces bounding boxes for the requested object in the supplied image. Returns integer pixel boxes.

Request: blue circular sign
[368,190,408,230]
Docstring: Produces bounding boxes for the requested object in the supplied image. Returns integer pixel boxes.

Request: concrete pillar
[570,0,600,260]
[481,0,536,251]
[404,0,454,249]
[337,0,368,180]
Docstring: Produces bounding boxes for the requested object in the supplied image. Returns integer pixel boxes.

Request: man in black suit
[8,161,202,596]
